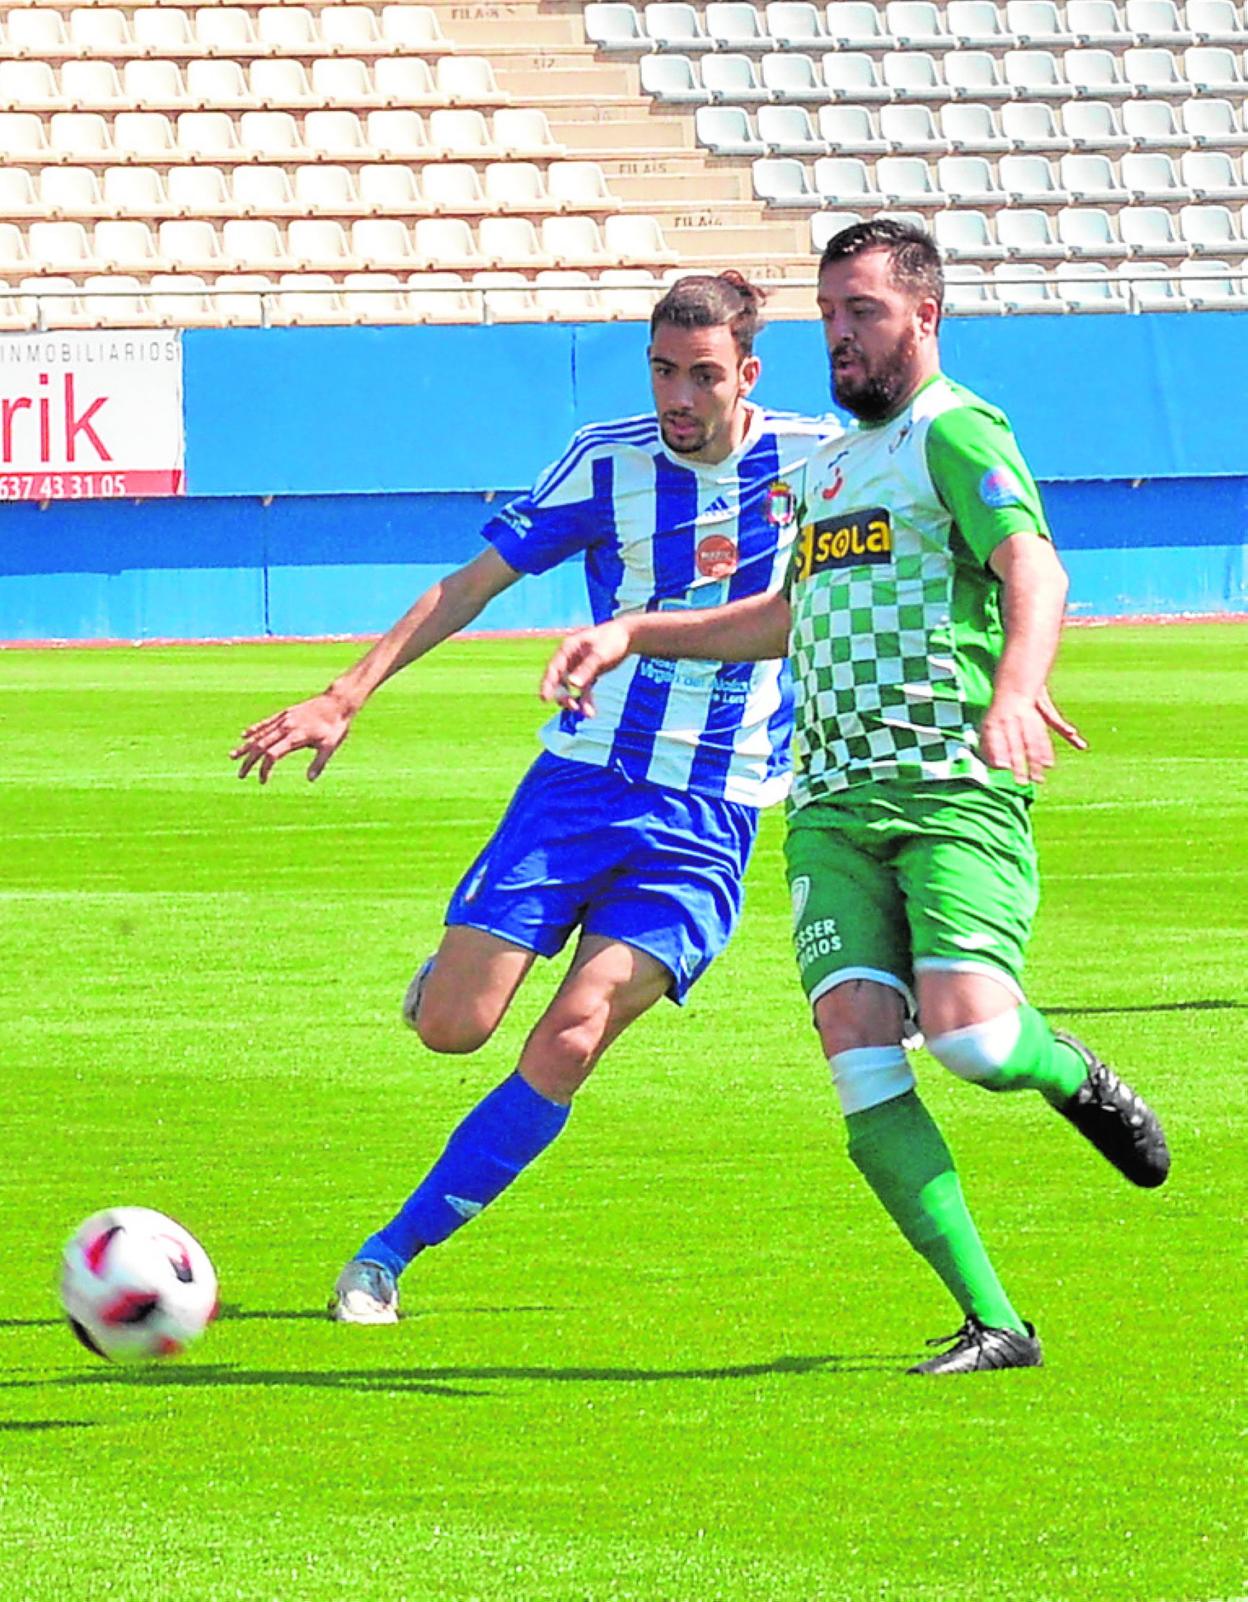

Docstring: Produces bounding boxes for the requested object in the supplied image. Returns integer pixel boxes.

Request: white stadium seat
[706,3,775,49]
[933,208,1004,260]
[164,166,228,213]
[231,166,295,212]
[1056,206,1125,257]
[133,8,195,51]
[941,103,1008,153]
[825,4,892,46]
[321,5,384,48]
[380,5,449,48]
[353,217,420,266]
[1119,204,1187,256]
[765,3,827,47]
[996,207,1064,258]
[123,61,188,108]
[814,155,881,204]
[821,104,885,152]
[1063,100,1131,152]
[61,62,123,108]
[753,156,820,205]
[94,219,159,269]
[293,165,359,211]
[480,217,548,265]
[1056,261,1128,309]
[585,4,650,50]
[374,58,438,103]
[414,217,487,268]
[1059,153,1125,202]
[421,163,486,208]
[287,220,351,268]
[159,220,225,272]
[758,104,825,153]
[821,53,889,101]
[644,3,711,48]
[40,166,101,214]
[367,112,429,158]
[359,165,423,209]
[707,53,769,101]
[177,113,242,161]
[484,162,548,209]
[641,54,706,101]
[697,105,765,153]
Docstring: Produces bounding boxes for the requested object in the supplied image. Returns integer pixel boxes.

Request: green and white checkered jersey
[787,373,1050,809]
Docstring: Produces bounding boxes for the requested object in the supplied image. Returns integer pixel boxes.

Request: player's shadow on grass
[7,1351,907,1401]
[1044,998,1244,1017]
[0,1419,98,1432]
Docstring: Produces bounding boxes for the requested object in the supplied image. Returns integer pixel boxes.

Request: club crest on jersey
[795,507,892,580]
[764,479,796,527]
[696,533,738,578]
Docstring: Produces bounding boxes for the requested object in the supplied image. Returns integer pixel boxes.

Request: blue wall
[3,314,1245,640]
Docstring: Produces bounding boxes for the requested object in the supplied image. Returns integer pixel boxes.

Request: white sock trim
[828,1046,915,1116]
[927,1010,1023,1083]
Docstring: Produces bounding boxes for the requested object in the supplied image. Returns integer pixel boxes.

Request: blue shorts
[445,752,759,1003]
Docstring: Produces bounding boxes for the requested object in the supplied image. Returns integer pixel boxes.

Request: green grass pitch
[0,625,1243,1602]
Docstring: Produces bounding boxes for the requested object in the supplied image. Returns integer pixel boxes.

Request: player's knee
[925,1011,1021,1087]
[521,1004,609,1099]
[829,1046,915,1118]
[813,978,907,1059]
[414,993,499,1055]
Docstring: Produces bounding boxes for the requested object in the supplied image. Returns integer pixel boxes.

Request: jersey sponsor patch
[794,507,892,580]
[979,465,1025,509]
[695,532,738,578]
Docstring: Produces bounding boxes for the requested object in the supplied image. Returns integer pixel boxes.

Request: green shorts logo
[790,874,811,929]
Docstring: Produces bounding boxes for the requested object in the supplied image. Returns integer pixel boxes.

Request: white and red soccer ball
[60,1207,218,1361]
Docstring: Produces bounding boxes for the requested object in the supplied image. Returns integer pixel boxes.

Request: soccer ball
[60,1207,219,1362]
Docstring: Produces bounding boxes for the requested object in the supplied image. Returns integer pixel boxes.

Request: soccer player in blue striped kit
[232,273,841,1322]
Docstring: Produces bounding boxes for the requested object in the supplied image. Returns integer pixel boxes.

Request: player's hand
[979,691,1056,786]
[540,620,633,717]
[1037,685,1088,752]
[231,690,355,784]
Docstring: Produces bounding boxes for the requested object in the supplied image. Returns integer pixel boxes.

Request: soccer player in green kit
[542,220,1170,1375]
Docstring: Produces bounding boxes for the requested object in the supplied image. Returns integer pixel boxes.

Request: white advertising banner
[0,329,184,501]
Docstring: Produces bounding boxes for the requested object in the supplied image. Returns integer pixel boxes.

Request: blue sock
[355,1072,570,1278]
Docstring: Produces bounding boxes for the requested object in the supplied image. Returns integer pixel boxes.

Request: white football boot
[328,1259,399,1325]
[401,956,436,1032]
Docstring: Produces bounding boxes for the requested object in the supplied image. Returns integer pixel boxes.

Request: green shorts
[784,779,1039,1011]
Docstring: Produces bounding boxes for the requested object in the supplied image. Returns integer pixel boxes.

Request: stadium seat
[706,53,769,101]
[0,115,50,159]
[1122,152,1188,201]
[27,221,96,272]
[1185,0,1245,45]
[256,7,319,51]
[465,270,536,323]
[814,155,882,205]
[93,219,159,270]
[765,2,828,48]
[60,62,122,109]
[641,54,705,101]
[753,156,820,205]
[6,10,70,52]
[1059,153,1125,202]
[340,271,407,324]
[996,206,1065,257]
[821,52,889,101]
[293,165,360,212]
[401,272,477,323]
[1179,203,1246,252]
[69,8,132,50]
[0,226,32,274]
[474,161,539,212]
[1062,1,1127,45]
[1119,204,1188,256]
[991,262,1058,310]
[194,9,257,51]
[224,218,287,270]
[810,211,864,252]
[933,207,1005,260]
[644,4,711,48]
[212,274,274,329]
[0,171,37,214]
[760,51,825,100]
[598,267,664,318]
[159,220,226,272]
[1056,261,1128,308]
[1002,50,1066,98]
[231,166,295,213]
[707,3,775,49]
[881,50,951,101]
[310,59,375,107]
[1124,48,1192,97]
[353,217,420,267]
[1181,97,1248,148]
[238,112,303,160]
[1065,49,1130,98]
[1125,0,1192,42]
[1118,261,1182,311]
[367,112,430,158]
[943,50,1012,100]
[1179,257,1241,306]
[585,4,650,50]
[697,105,766,154]
[429,110,495,157]
[359,164,423,209]
[1063,100,1131,151]
[884,2,951,47]
[40,166,101,216]
[540,214,606,265]
[941,103,1009,153]
[534,269,604,319]
[18,277,85,331]
[824,4,893,46]
[944,263,996,312]
[421,163,486,209]
[875,156,943,206]
[604,213,674,264]
[374,58,439,104]
[758,104,825,153]
[999,101,1068,152]
[1180,150,1245,199]
[1000,153,1069,203]
[149,273,217,328]
[185,61,249,110]
[274,274,346,327]
[947,2,1010,47]
[414,217,487,269]
[287,219,351,271]
[133,7,194,51]
[937,155,1007,205]
[493,109,563,157]
[0,62,60,113]
[123,61,188,109]
[49,113,112,161]
[1184,45,1246,91]
[549,162,616,209]
[438,57,508,104]
[321,5,384,49]
[820,104,886,152]
[114,113,177,160]
[380,6,449,49]
[159,167,224,216]
[177,113,242,161]
[1056,206,1126,257]
[303,111,368,159]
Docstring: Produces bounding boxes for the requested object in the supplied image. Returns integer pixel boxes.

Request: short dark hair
[650,270,767,358]
[819,219,944,311]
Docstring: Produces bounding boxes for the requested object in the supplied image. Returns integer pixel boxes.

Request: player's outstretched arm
[541,590,790,715]
[232,547,521,783]
[982,532,1071,784]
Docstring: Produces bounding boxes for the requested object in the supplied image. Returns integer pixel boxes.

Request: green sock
[846,1091,1026,1335]
[961,1004,1089,1107]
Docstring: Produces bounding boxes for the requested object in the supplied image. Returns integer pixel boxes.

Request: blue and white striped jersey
[484,404,843,807]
